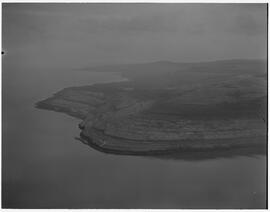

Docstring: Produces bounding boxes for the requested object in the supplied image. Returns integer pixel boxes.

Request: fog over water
[2,53,267,208]
[2,3,267,209]
[3,3,267,68]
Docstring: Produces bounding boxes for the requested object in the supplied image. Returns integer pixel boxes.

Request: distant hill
[80,59,266,74]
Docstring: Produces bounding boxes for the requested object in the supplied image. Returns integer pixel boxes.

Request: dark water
[2,60,267,209]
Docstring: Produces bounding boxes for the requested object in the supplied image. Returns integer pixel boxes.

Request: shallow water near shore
[3,61,267,208]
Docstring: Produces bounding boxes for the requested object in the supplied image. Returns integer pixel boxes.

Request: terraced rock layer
[36,60,267,155]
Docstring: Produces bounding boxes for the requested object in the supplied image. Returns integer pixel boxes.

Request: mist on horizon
[2,3,267,70]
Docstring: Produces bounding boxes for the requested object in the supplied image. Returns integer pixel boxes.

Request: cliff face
[36,60,267,154]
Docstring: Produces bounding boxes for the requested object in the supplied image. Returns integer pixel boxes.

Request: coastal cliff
[36,60,267,155]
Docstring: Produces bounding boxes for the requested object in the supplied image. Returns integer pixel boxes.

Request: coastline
[78,131,266,158]
[36,84,267,156]
[36,60,267,156]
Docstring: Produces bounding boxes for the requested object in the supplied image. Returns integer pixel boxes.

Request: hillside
[37,59,267,155]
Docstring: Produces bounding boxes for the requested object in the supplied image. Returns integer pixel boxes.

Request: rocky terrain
[36,59,267,155]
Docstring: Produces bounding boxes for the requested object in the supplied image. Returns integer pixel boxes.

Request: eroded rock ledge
[36,60,267,155]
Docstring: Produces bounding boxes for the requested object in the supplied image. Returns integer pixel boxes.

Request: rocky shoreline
[36,60,267,156]
[78,131,266,156]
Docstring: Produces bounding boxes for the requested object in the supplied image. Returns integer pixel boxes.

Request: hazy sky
[2,3,267,69]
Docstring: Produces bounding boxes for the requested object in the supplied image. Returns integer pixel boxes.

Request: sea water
[2,57,266,209]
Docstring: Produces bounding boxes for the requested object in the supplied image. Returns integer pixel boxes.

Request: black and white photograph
[2,2,268,209]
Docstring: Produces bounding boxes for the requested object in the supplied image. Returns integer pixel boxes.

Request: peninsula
[36,59,267,155]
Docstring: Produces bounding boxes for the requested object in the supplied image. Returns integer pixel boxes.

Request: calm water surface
[2,60,266,209]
